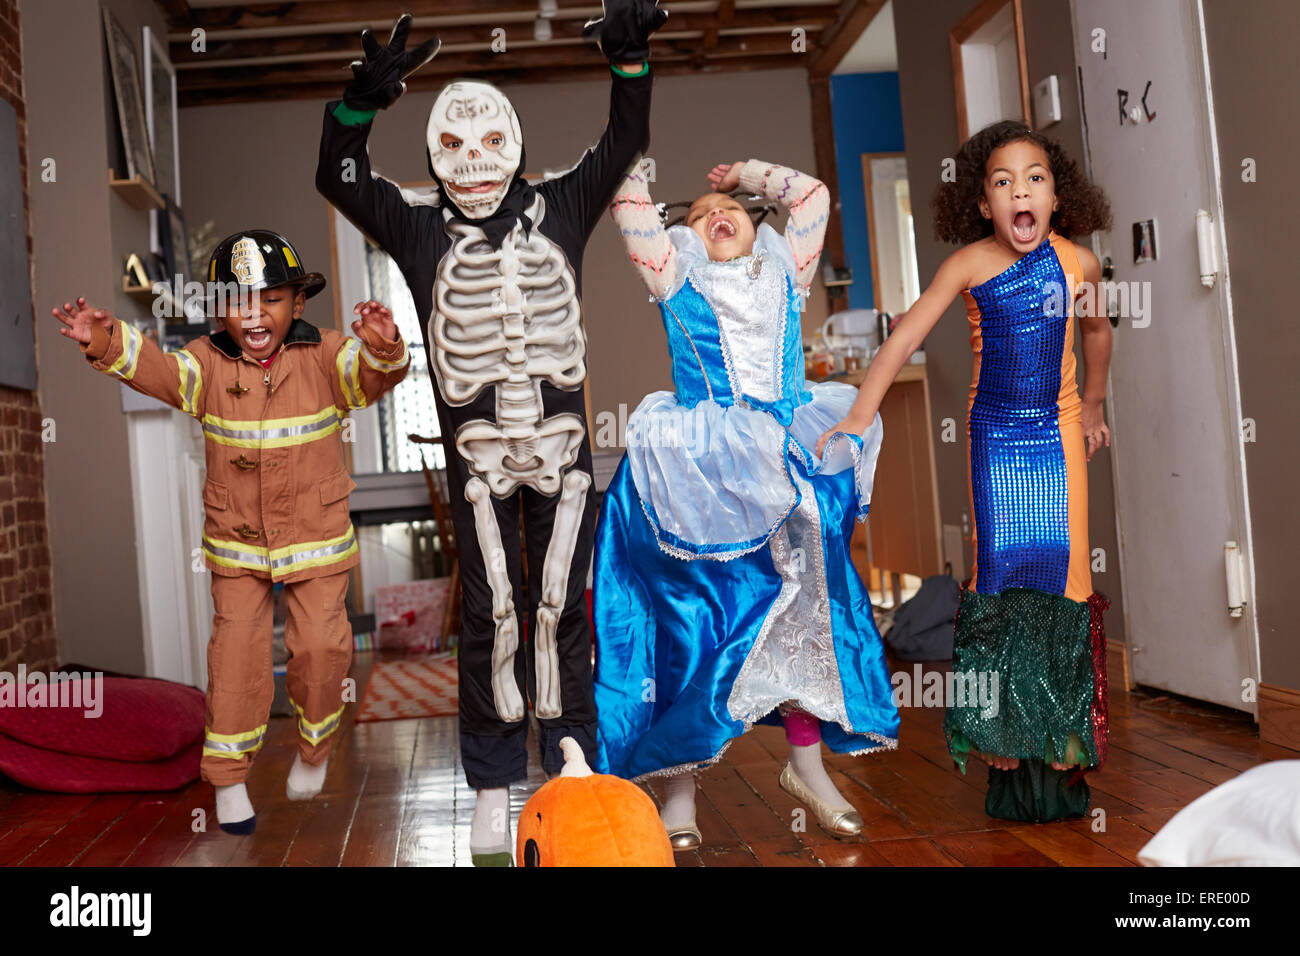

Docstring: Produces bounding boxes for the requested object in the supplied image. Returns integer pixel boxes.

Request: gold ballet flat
[778,763,864,838]
[663,813,702,851]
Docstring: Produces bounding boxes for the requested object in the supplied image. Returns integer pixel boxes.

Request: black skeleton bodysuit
[317,69,652,789]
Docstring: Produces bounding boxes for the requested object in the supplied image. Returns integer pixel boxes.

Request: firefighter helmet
[206,229,326,300]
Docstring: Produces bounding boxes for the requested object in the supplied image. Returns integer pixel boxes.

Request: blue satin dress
[594,223,900,781]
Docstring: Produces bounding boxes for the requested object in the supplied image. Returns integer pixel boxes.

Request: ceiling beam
[808,0,888,79]
[176,33,809,92]
[174,0,603,31]
[169,8,839,67]
[178,53,810,107]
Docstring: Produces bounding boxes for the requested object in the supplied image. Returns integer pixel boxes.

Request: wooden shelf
[108,169,164,211]
[122,276,158,301]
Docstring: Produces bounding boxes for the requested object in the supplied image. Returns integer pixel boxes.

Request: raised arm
[326,300,410,413]
[735,160,830,293]
[537,0,663,241]
[315,15,441,270]
[815,246,972,455]
[608,161,675,299]
[56,299,208,419]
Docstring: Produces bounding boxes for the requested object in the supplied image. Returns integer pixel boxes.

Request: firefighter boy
[53,230,408,833]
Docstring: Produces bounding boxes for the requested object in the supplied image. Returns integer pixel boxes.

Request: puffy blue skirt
[593,385,900,780]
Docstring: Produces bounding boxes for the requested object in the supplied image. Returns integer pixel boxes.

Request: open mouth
[708,216,737,242]
[448,178,504,195]
[243,326,272,350]
[1012,210,1037,243]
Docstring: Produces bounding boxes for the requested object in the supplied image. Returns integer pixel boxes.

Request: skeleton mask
[426,81,524,220]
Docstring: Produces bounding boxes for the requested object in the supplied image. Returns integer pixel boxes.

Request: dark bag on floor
[884,570,959,661]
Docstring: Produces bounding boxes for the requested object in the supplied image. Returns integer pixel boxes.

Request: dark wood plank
[933,829,1059,867]
[0,795,96,866]
[869,836,963,866]
[19,793,140,866]
[1005,822,1134,866]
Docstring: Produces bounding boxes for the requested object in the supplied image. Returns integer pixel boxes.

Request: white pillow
[1139,760,1300,866]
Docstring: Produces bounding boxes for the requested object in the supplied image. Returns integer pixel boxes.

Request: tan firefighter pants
[200,571,352,786]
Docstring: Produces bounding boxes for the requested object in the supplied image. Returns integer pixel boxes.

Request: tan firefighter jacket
[82,316,408,583]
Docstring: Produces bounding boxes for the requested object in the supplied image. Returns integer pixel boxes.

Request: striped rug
[355,654,458,722]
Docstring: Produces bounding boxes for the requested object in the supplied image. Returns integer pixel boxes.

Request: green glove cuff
[332,101,378,126]
[610,60,649,78]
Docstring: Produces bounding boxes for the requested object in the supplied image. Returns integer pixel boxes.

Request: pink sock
[783,707,821,746]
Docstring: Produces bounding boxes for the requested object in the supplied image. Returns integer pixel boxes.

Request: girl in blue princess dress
[594,158,900,849]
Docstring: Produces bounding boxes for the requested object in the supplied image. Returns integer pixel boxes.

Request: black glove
[582,0,668,64]
[343,14,440,112]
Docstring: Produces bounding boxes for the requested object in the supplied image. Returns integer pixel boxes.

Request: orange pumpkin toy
[517,737,676,867]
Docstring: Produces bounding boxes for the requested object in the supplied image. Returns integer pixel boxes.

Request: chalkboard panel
[0,98,36,391]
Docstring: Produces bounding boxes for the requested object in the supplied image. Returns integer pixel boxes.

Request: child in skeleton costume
[593,160,900,848]
[315,6,663,864]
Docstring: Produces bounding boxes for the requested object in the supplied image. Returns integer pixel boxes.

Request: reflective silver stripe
[338,340,363,409]
[203,731,264,754]
[175,350,202,415]
[203,538,271,569]
[270,530,357,571]
[202,411,340,443]
[108,322,143,381]
[360,340,409,373]
[299,710,342,742]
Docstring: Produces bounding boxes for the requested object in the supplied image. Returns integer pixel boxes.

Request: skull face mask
[426,80,524,219]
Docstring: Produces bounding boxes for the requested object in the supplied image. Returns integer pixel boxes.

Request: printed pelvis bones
[430,192,589,721]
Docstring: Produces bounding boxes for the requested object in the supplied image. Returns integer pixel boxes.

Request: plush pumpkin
[517,737,675,867]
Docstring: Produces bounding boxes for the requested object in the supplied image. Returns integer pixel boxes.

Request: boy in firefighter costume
[316,4,662,864]
[52,232,409,834]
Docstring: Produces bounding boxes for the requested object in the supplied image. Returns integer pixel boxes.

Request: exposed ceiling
[833,0,895,73]
[156,0,892,106]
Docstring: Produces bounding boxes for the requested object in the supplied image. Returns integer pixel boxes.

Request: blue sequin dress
[943,231,1109,822]
[593,223,900,780]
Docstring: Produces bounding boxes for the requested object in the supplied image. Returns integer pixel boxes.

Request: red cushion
[0,734,201,793]
[0,676,204,762]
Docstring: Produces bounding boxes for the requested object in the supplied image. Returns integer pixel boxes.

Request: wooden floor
[0,650,1288,867]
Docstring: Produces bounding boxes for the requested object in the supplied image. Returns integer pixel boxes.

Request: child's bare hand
[51,297,114,346]
[707,161,745,193]
[1081,399,1110,461]
[352,299,397,340]
[815,415,868,458]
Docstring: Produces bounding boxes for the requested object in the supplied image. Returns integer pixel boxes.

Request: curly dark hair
[931,120,1112,244]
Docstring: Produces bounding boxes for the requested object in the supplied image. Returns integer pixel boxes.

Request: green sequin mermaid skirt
[943,587,1109,822]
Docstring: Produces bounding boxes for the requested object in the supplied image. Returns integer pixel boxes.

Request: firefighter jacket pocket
[319,468,356,524]
[203,478,229,511]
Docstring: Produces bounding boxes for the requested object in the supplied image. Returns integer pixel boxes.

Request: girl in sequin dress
[820,121,1114,822]
[593,159,900,848]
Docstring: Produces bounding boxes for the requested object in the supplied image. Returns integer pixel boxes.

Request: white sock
[788,742,851,808]
[470,787,511,852]
[215,783,254,826]
[285,752,328,801]
[660,771,696,830]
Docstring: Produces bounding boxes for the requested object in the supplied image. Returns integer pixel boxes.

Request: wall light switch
[1034,74,1061,128]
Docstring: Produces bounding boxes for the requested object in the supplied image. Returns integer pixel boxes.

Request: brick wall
[0,0,57,672]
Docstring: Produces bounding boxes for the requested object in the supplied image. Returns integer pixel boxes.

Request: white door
[1071,0,1258,710]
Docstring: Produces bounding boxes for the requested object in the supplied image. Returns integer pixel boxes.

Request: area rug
[355,654,459,723]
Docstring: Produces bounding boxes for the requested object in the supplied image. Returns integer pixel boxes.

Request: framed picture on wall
[142,26,179,202]
[102,8,156,187]
[160,195,189,282]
